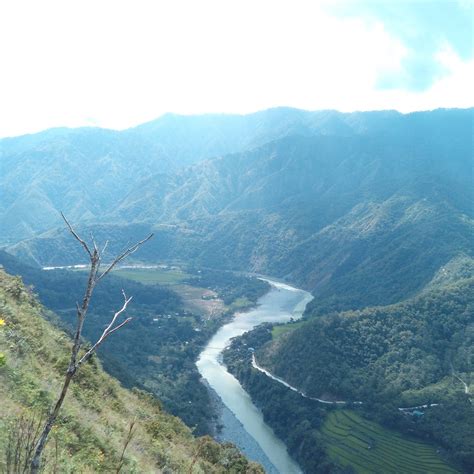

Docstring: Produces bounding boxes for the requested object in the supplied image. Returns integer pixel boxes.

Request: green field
[113,267,190,285]
[272,321,305,338]
[322,410,458,473]
[228,297,252,310]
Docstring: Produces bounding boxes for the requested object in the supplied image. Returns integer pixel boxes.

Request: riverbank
[224,323,462,474]
[205,380,279,474]
[197,279,312,474]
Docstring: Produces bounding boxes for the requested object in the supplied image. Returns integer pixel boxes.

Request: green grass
[321,410,458,473]
[113,268,189,285]
[228,297,252,311]
[272,321,305,338]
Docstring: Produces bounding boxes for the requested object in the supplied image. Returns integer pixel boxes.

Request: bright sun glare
[0,0,472,137]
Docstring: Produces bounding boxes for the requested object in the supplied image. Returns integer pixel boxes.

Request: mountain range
[1,106,473,472]
[3,107,472,314]
[1,107,401,242]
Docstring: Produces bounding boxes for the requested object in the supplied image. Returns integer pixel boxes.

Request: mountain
[0,107,392,243]
[3,107,469,244]
[7,108,473,314]
[2,106,473,472]
[220,256,473,472]
[0,268,263,473]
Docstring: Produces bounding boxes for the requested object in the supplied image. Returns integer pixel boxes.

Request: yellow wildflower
[0,318,5,326]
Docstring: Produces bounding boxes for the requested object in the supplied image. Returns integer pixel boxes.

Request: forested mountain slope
[256,261,474,470]
[0,106,409,243]
[2,107,471,247]
[0,269,263,473]
[8,108,473,313]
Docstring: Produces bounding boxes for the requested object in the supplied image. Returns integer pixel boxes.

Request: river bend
[196,279,313,474]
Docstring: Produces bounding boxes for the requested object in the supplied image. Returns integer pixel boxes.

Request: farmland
[322,410,458,473]
[113,266,190,285]
[271,320,305,338]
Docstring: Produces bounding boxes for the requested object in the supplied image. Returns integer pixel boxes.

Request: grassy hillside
[0,269,263,473]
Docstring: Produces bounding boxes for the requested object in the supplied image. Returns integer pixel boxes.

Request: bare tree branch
[31,215,153,473]
[77,290,133,367]
[98,290,133,340]
[90,232,100,262]
[78,317,133,367]
[97,233,154,281]
[60,212,92,259]
[116,418,137,473]
[102,317,133,339]
[69,253,99,371]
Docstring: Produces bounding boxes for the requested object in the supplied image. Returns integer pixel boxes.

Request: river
[196,279,313,474]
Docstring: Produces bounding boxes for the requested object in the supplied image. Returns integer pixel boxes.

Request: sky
[0,0,472,137]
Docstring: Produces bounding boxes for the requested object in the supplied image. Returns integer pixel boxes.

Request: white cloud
[0,0,471,137]
[457,0,474,10]
[364,45,474,113]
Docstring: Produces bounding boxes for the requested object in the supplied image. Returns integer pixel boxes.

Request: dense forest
[231,265,473,472]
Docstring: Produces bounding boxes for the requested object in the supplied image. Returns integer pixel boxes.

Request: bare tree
[30,213,153,473]
[5,412,43,474]
[116,417,136,473]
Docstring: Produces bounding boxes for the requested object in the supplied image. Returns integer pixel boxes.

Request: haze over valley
[1,105,473,473]
[0,1,473,473]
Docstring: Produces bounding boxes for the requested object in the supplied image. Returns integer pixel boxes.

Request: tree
[30,214,153,473]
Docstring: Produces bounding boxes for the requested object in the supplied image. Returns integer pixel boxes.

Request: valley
[0,251,270,436]
[1,107,472,473]
[197,279,312,474]
[2,0,472,471]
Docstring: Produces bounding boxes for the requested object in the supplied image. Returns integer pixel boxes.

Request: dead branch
[77,291,133,367]
[60,212,92,258]
[97,233,154,281]
[116,418,137,473]
[101,239,109,255]
[30,214,153,473]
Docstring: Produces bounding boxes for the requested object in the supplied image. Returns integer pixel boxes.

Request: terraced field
[322,410,458,473]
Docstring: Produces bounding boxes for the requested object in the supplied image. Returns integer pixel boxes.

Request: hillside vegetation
[7,108,473,316]
[255,263,474,471]
[0,269,263,473]
[0,250,268,435]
